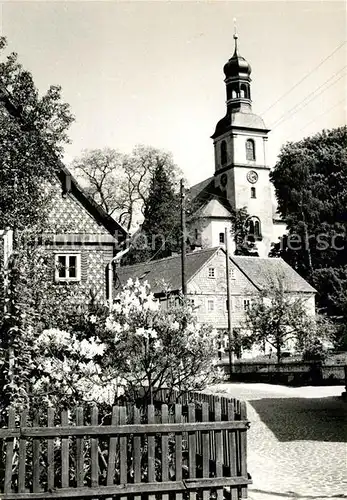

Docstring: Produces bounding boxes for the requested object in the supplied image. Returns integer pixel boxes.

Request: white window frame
[243,298,251,311]
[208,267,215,278]
[207,299,215,312]
[54,252,81,282]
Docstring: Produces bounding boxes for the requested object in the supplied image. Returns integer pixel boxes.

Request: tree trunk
[276,343,281,364]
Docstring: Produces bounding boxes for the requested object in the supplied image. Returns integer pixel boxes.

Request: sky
[0,0,346,187]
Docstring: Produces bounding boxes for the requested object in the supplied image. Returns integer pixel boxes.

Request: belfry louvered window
[246,139,256,161]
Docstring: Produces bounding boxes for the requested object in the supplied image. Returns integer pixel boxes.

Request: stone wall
[219,361,346,386]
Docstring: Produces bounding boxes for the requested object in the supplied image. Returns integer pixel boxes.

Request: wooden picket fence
[0,395,251,499]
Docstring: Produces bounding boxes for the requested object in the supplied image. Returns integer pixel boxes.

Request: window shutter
[81,251,88,283]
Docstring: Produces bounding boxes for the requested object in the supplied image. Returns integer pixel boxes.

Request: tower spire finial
[233,18,238,55]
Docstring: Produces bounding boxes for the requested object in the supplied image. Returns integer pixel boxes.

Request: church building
[188,33,286,256]
[115,35,316,357]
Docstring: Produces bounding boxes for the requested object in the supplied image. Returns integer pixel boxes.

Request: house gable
[187,248,256,296]
[40,166,128,303]
[47,178,113,236]
[186,248,258,328]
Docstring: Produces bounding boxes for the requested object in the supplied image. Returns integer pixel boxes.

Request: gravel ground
[207,383,347,498]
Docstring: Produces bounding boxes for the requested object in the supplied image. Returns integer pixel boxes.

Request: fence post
[239,402,248,499]
[4,407,15,494]
[342,365,347,400]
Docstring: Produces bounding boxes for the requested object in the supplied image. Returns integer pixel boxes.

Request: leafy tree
[124,162,181,264]
[241,275,321,363]
[0,37,74,230]
[71,145,181,231]
[270,127,347,347]
[231,207,258,256]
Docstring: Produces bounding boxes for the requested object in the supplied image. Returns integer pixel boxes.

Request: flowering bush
[1,273,220,414]
[101,278,220,404]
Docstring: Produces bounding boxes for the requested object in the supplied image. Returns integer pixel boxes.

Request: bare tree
[71,145,181,231]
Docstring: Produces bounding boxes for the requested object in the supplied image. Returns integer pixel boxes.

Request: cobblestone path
[209,383,347,498]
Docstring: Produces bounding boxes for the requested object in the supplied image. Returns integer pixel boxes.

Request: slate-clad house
[117,247,316,352]
[42,164,127,301]
[1,83,127,302]
[1,165,127,303]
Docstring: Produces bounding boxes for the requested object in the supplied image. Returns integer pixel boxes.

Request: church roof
[188,178,233,217]
[212,111,269,138]
[223,34,252,79]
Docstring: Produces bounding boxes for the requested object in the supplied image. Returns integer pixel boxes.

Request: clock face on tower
[246,170,258,184]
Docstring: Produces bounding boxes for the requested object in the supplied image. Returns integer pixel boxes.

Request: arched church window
[232,90,237,99]
[246,216,262,240]
[254,219,261,238]
[251,187,256,198]
[220,140,227,165]
[248,219,255,236]
[246,139,256,161]
[240,84,247,98]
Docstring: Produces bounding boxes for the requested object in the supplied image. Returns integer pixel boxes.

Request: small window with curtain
[246,139,256,161]
[207,299,215,312]
[54,253,81,282]
[243,298,251,311]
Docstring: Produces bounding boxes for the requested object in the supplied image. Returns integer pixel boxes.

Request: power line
[297,97,346,135]
[270,68,346,130]
[260,40,347,116]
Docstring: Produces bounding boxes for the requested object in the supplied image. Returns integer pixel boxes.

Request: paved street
[208,383,347,499]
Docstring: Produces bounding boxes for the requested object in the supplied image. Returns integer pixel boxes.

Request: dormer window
[220,140,227,165]
[246,139,255,161]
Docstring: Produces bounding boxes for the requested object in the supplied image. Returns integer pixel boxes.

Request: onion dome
[223,34,252,78]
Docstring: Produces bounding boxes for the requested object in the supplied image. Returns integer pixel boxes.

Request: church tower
[211,33,274,257]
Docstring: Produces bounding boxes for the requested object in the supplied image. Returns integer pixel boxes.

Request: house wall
[43,243,114,301]
[155,249,316,359]
[42,182,116,302]
[186,248,256,330]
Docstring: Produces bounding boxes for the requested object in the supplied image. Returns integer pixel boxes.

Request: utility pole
[180,179,187,296]
[225,227,234,378]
